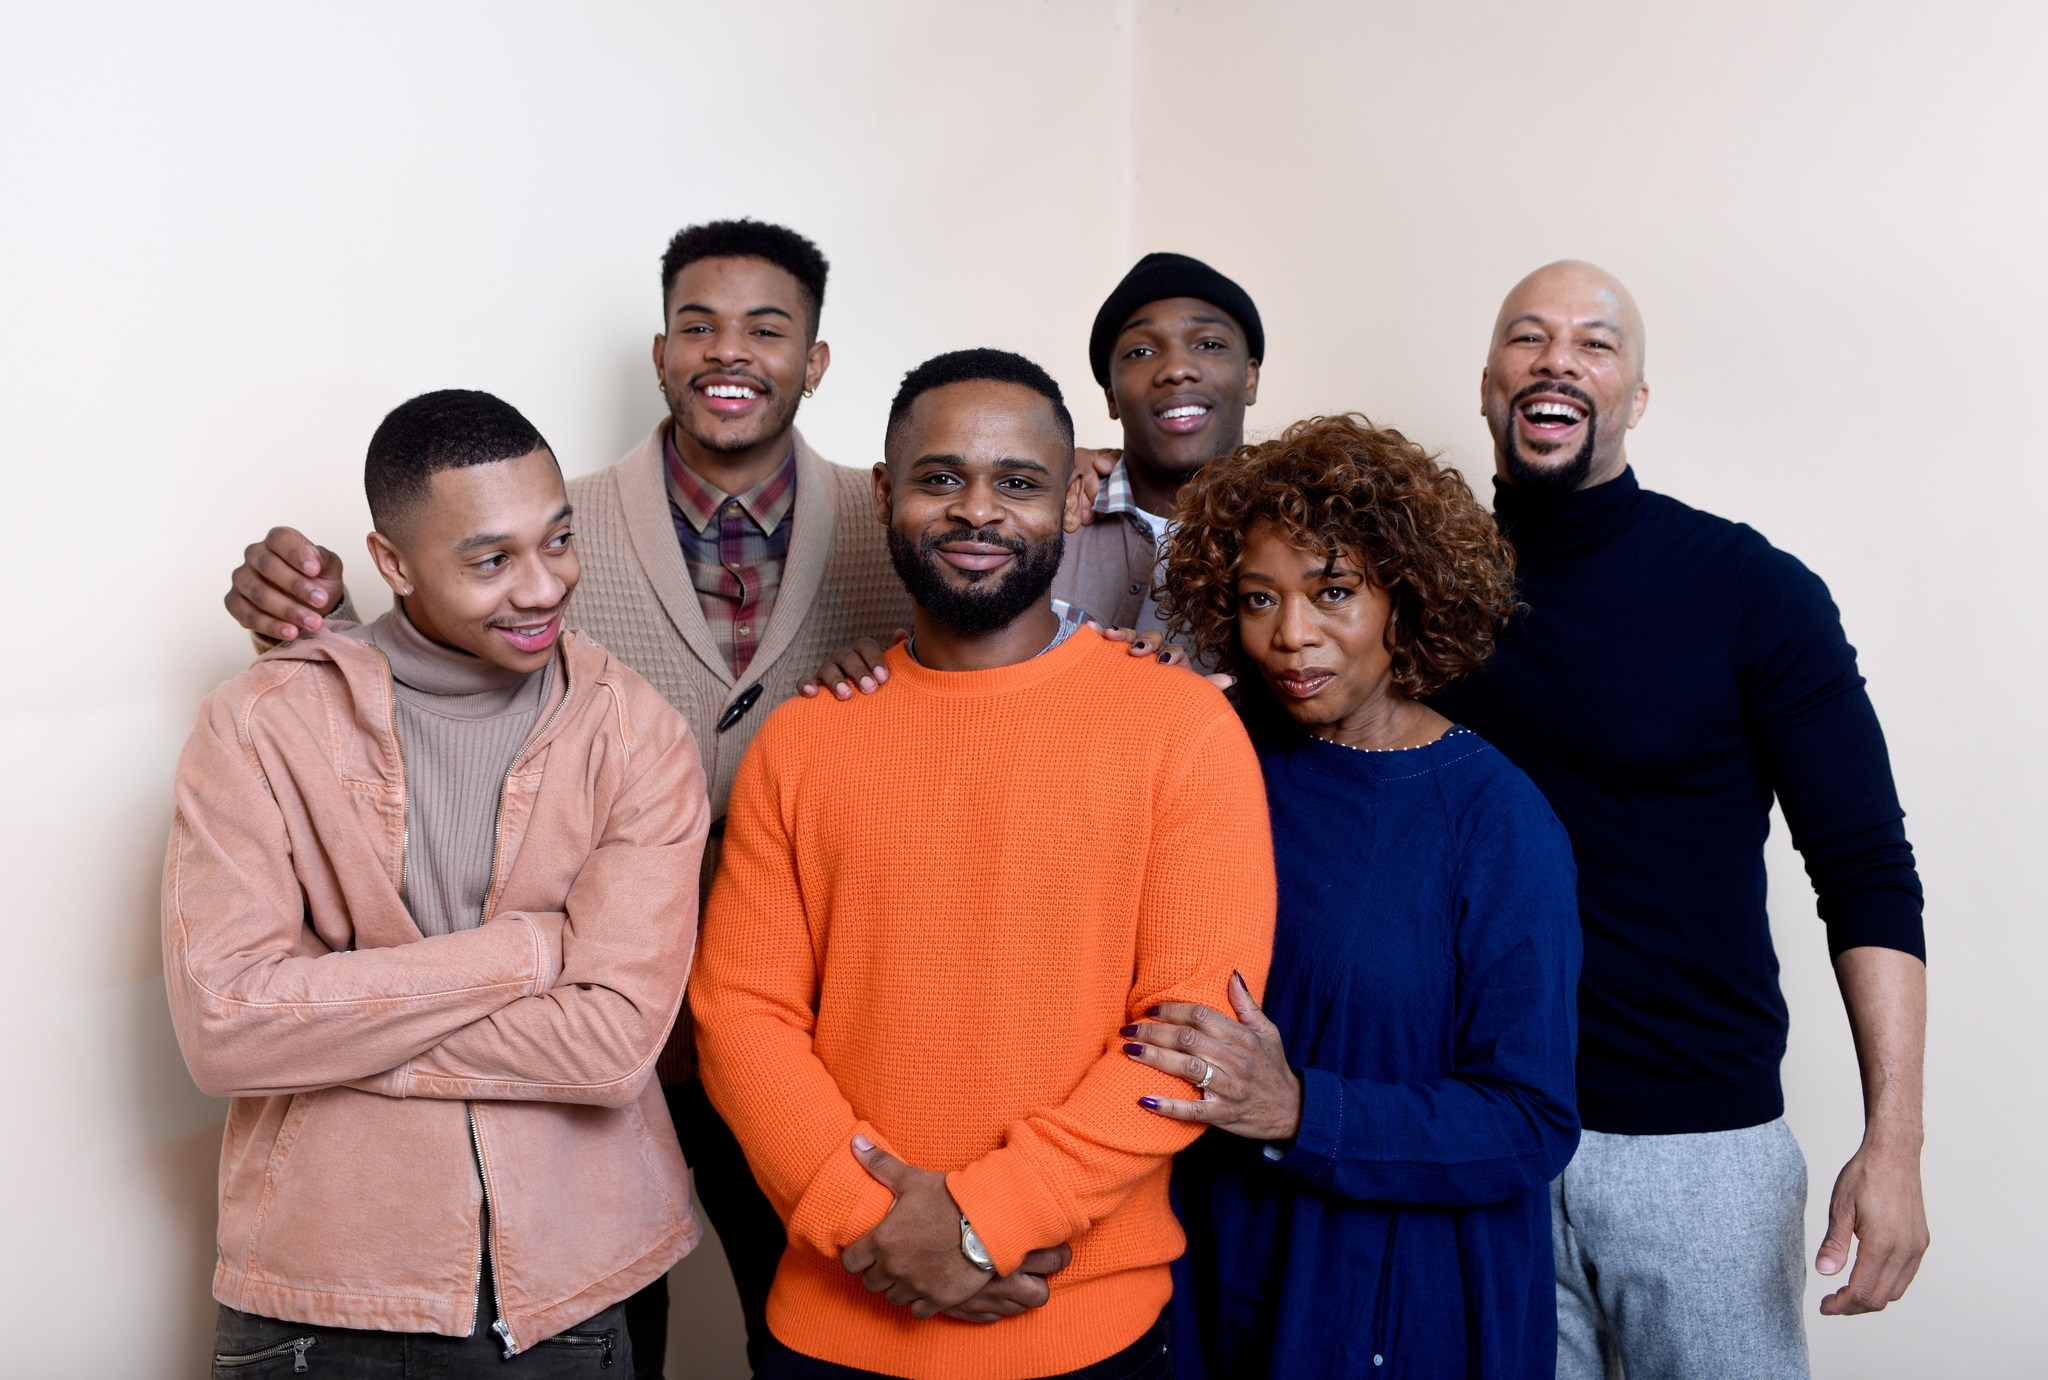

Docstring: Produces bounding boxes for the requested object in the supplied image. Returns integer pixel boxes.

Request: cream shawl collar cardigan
[564,421,911,825]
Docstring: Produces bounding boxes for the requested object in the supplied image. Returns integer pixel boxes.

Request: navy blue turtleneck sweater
[1433,467,1924,1136]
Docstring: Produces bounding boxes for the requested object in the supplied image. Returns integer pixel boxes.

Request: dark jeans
[757,1311,1172,1380]
[621,1077,787,1378]
[210,1297,630,1377]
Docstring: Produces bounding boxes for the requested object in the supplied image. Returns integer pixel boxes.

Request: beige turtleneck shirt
[345,605,559,937]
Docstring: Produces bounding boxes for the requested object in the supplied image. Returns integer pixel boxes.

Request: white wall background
[2,3,2039,1376]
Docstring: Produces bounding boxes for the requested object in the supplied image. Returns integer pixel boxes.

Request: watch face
[961,1219,995,1270]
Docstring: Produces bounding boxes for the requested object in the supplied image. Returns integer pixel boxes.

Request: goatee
[1501,412,1598,493]
[888,526,1065,636]
[670,376,803,455]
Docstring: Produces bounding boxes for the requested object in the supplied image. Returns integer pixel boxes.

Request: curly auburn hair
[1157,413,1517,701]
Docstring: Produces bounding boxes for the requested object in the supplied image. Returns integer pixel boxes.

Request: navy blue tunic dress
[1170,728,1583,1379]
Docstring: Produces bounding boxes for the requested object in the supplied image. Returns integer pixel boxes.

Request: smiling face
[364,447,578,673]
[1106,296,1260,490]
[873,378,1081,636]
[1480,261,1649,492]
[653,255,829,462]
[1235,518,1402,736]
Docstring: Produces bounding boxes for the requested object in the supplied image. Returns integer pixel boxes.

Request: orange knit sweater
[691,626,1276,1379]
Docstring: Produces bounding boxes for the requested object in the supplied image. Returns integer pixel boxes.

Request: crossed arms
[162,676,708,1107]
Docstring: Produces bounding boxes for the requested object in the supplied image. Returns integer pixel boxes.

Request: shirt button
[737,625,751,637]
[1128,582,1142,595]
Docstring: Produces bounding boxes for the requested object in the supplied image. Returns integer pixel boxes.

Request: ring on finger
[1197,1061,1216,1090]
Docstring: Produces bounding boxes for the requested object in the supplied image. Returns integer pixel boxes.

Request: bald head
[1496,260,1647,381]
[1480,260,1652,492]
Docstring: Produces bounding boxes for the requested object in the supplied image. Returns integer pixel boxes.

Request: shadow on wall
[156,1122,230,1371]
[665,1183,752,1379]
[596,340,668,480]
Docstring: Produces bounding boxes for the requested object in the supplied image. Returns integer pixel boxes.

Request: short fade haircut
[660,219,830,336]
[365,389,550,538]
[884,348,1076,456]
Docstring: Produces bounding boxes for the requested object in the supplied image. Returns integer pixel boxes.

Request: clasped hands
[840,1135,1072,1323]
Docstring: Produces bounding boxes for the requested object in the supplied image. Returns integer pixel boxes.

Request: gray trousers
[1552,1118,1809,1380]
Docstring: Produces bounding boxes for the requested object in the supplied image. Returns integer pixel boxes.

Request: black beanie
[1088,252,1264,386]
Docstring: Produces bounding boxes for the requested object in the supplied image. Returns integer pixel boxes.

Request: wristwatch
[959,1215,995,1272]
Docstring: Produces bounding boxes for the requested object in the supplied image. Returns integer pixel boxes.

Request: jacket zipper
[367,646,409,897]
[479,650,572,926]
[1371,1208,1401,1369]
[544,1329,617,1368]
[214,1336,316,1371]
[470,652,573,1354]
[470,1105,516,1356]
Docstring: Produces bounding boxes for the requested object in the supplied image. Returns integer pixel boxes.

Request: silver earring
[803,386,816,398]
[401,585,412,596]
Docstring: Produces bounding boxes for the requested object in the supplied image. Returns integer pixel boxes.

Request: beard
[887,525,1066,636]
[670,371,803,455]
[1498,382,1599,493]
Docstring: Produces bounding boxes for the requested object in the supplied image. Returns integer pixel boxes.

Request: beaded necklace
[1315,724,1468,754]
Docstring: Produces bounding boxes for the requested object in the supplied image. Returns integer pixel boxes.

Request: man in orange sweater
[690,349,1276,1380]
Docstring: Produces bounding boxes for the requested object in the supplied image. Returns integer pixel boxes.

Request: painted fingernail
[1145,1006,1161,1018]
[1123,1043,1145,1057]
[1158,651,1171,663]
[1139,1097,1160,1110]
[1233,970,1246,990]
[1119,1024,1137,1038]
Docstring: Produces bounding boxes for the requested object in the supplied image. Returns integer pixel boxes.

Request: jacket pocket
[538,1326,618,1368]
[213,1335,316,1374]
[1371,1208,1402,1369]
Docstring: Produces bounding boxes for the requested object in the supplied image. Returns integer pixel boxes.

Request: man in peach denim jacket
[163,390,709,1376]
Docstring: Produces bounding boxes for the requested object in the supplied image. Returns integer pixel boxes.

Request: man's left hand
[841,1136,996,1317]
[942,1245,1073,1322]
[1816,1137,1929,1315]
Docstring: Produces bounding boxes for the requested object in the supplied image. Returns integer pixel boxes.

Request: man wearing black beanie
[1051,252,1263,635]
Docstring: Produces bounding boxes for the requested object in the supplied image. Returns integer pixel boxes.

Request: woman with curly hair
[1118,414,1583,1378]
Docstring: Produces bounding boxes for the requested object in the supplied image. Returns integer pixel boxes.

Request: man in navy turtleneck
[1432,262,1928,1379]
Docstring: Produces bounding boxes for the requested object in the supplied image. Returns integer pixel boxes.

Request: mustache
[687,367,775,395]
[920,526,1026,556]
[1511,380,1597,411]
[485,606,565,630]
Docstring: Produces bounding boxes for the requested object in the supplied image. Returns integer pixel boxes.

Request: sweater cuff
[947,1148,1073,1278]
[1824,890,1926,961]
[786,1121,898,1259]
[1271,1066,1345,1186]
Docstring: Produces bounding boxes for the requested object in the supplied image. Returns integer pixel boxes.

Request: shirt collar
[663,430,799,535]
[1093,455,1140,517]
[906,598,1090,667]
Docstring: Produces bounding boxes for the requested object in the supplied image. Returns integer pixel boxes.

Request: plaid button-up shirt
[663,434,798,678]
[1093,453,1171,539]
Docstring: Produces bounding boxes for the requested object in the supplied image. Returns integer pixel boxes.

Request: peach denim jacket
[162,625,708,1351]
